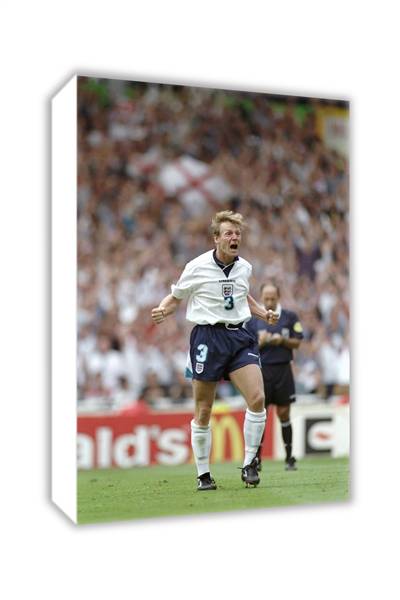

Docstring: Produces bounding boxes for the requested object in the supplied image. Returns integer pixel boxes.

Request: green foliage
[81,78,110,108]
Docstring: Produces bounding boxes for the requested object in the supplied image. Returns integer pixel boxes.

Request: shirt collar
[275,303,282,318]
[213,249,239,269]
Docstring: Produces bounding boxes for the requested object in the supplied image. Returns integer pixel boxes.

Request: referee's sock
[281,419,293,461]
[191,419,212,477]
[243,408,266,467]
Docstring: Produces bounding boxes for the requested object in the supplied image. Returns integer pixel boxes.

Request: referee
[247,282,304,471]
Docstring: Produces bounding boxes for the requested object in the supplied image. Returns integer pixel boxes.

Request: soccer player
[247,282,304,471]
[151,211,278,491]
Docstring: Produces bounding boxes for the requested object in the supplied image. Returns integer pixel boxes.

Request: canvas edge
[51,74,77,524]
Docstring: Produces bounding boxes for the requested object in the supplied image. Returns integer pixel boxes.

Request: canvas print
[76,76,349,523]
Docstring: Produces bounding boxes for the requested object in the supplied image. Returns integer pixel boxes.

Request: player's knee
[278,406,290,421]
[247,388,265,413]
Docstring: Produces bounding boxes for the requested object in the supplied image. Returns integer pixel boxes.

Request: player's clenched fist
[151,307,166,324]
[265,309,279,325]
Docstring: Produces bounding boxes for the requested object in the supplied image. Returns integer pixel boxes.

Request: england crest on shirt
[195,362,204,374]
[222,284,234,297]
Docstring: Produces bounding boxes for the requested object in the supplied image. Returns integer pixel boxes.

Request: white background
[1,1,399,598]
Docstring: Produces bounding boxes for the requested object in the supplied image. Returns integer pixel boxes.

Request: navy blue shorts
[189,323,261,382]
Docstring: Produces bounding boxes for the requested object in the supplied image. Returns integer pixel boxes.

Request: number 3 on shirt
[224,295,234,310]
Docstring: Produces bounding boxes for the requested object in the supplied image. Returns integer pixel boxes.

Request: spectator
[113,376,136,410]
[294,342,321,395]
[317,333,343,400]
[84,333,128,395]
[140,371,168,406]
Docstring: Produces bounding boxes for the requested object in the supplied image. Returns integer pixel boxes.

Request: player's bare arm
[247,294,279,325]
[151,294,182,324]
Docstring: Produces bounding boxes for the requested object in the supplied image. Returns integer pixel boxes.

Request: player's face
[214,221,242,261]
[261,286,279,310]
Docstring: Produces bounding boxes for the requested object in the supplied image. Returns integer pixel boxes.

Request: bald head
[260,282,280,311]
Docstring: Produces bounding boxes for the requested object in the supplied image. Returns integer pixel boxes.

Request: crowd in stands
[77,78,349,410]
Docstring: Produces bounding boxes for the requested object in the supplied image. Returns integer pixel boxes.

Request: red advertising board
[77,406,274,469]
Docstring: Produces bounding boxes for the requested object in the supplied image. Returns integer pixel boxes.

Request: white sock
[243,408,266,467]
[191,419,212,477]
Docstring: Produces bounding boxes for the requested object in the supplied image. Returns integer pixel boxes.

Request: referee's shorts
[261,362,296,406]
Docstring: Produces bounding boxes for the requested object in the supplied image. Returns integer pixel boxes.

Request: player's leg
[255,428,265,469]
[191,379,218,490]
[255,375,273,470]
[229,364,266,486]
[276,404,297,470]
[275,364,297,470]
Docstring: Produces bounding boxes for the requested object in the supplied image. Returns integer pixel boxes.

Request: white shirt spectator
[142,345,173,386]
[123,336,145,400]
[318,336,340,385]
[337,345,350,385]
[296,358,320,394]
[86,348,127,392]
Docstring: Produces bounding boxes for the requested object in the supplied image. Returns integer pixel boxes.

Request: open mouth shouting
[216,223,242,262]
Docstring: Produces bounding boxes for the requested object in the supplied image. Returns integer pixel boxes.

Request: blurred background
[77,76,349,414]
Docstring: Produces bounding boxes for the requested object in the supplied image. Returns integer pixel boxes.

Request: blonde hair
[211,210,246,236]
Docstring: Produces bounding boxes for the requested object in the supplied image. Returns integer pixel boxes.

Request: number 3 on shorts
[224,296,234,310]
[196,344,208,363]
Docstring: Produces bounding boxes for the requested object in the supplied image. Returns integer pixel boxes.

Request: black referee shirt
[246,309,303,366]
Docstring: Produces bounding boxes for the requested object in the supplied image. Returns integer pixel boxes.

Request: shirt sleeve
[170,264,195,300]
[291,312,304,340]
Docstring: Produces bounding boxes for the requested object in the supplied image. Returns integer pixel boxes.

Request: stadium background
[76,76,349,471]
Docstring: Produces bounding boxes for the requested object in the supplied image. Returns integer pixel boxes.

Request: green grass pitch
[77,456,350,524]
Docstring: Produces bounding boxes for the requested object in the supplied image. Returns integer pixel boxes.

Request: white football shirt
[171,250,252,325]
